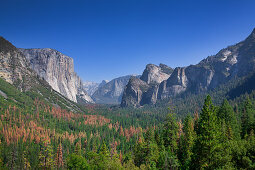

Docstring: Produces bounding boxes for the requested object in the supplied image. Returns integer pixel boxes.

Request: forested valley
[0,75,255,169]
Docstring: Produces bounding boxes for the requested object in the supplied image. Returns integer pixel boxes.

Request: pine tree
[241,98,255,138]
[100,142,110,157]
[191,95,232,169]
[162,111,178,154]
[179,115,195,168]
[75,140,82,156]
[218,99,240,139]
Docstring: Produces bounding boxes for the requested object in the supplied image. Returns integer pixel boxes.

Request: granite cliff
[121,64,173,107]
[19,48,94,103]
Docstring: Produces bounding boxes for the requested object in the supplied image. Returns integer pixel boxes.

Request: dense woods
[1,74,255,169]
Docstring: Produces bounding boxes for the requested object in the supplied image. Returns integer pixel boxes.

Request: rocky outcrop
[140,63,173,84]
[92,75,131,104]
[121,64,173,107]
[121,76,150,107]
[0,36,39,90]
[121,28,255,107]
[19,48,94,103]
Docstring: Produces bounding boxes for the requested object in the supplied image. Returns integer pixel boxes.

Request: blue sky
[1,0,255,82]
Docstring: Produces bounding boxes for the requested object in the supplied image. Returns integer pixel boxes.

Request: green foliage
[218,99,240,139]
[162,111,178,154]
[67,154,89,170]
[191,95,232,169]
[178,115,195,169]
[39,140,55,169]
[241,98,255,138]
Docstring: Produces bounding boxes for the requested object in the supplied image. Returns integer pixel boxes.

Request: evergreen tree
[218,99,240,139]
[179,115,195,169]
[100,142,110,157]
[162,111,179,154]
[191,95,232,169]
[241,98,255,138]
[67,153,89,169]
[75,140,82,156]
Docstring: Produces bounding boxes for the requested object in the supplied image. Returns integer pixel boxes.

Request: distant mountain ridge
[83,81,100,96]
[121,28,255,107]
[92,75,133,104]
[83,80,110,96]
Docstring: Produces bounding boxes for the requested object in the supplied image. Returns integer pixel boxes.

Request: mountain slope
[0,36,88,112]
[0,36,37,90]
[19,48,94,104]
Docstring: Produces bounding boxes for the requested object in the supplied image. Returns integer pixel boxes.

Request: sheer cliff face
[121,28,255,107]
[19,48,94,103]
[121,76,150,107]
[92,76,131,104]
[140,64,172,84]
[121,64,173,107]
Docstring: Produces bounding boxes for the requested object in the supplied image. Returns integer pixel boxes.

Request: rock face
[121,76,150,107]
[121,64,173,107]
[140,63,173,84]
[121,28,255,107]
[19,48,94,103]
[92,75,132,104]
[0,36,38,90]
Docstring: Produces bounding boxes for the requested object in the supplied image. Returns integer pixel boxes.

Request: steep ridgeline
[0,37,40,90]
[121,64,173,107]
[121,28,255,107]
[92,75,132,104]
[19,48,94,103]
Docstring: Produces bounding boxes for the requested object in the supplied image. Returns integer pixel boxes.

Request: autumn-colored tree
[75,140,82,156]
[55,143,64,168]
